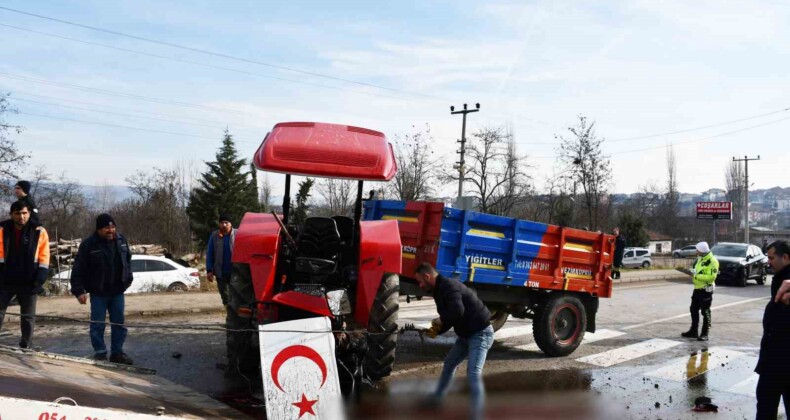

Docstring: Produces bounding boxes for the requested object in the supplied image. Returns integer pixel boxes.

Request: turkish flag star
[292,393,318,417]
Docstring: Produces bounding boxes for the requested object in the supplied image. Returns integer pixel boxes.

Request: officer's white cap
[696,241,710,253]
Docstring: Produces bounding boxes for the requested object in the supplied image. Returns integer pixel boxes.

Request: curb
[614,274,690,284]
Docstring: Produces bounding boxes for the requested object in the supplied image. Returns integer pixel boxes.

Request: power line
[9,91,267,131]
[0,6,441,101]
[11,95,264,133]
[16,111,259,144]
[0,72,272,118]
[606,107,790,142]
[0,22,406,102]
[610,115,790,156]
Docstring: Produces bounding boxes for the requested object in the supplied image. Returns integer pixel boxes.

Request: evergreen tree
[187,130,259,247]
[618,211,650,248]
[292,178,314,226]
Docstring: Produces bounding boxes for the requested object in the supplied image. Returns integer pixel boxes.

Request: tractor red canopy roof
[254,122,397,181]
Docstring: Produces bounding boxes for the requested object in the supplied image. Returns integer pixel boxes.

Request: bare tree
[260,173,274,212]
[389,124,442,201]
[556,116,611,231]
[36,172,90,240]
[0,92,27,190]
[725,160,745,239]
[444,126,531,216]
[93,179,117,212]
[317,178,355,216]
[654,145,680,236]
[30,165,50,196]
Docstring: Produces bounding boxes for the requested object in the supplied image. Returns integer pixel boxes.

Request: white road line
[617,282,684,291]
[576,338,682,367]
[494,325,533,340]
[727,373,760,397]
[622,296,769,331]
[644,348,747,382]
[515,329,626,352]
[399,308,439,319]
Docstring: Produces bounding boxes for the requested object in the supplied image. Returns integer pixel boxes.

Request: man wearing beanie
[206,213,235,308]
[681,241,719,341]
[14,180,39,225]
[70,213,134,365]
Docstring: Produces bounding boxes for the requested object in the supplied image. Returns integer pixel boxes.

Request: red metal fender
[232,212,282,305]
[355,220,402,327]
[272,291,333,318]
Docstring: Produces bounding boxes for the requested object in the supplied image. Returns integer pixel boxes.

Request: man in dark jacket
[415,262,494,420]
[13,180,39,225]
[206,213,235,307]
[70,213,134,365]
[0,201,49,348]
[613,227,626,279]
[755,239,790,418]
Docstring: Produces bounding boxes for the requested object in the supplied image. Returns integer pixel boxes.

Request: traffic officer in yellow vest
[682,241,719,341]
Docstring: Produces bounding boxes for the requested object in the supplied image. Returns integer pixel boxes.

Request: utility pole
[451,103,480,201]
[733,155,760,244]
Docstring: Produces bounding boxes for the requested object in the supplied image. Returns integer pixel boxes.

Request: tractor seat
[297,217,343,261]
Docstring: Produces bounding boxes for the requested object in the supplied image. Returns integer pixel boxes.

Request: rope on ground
[0,311,406,335]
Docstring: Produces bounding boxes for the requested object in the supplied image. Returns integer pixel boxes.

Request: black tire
[226,263,259,376]
[365,273,399,380]
[757,266,767,285]
[533,294,586,357]
[642,261,651,268]
[489,309,509,332]
[167,282,188,292]
[736,268,748,287]
[673,253,681,258]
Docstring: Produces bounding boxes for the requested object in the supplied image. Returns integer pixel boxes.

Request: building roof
[645,229,672,241]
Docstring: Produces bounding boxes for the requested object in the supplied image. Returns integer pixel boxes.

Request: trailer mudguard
[355,220,402,327]
[232,212,282,303]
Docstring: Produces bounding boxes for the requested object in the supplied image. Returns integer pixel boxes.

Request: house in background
[646,230,673,255]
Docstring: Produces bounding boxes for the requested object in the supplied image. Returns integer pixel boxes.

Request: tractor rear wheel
[365,273,399,380]
[533,294,586,357]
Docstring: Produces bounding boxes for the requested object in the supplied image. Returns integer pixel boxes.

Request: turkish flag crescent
[259,317,344,419]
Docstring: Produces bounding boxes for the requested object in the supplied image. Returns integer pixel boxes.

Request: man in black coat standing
[755,239,790,419]
[613,227,626,279]
[13,181,39,225]
[415,262,494,420]
[70,213,134,365]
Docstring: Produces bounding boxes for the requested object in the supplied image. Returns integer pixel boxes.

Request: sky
[1,0,787,198]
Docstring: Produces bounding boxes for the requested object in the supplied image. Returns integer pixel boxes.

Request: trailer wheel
[365,273,399,380]
[533,294,586,357]
[489,309,509,332]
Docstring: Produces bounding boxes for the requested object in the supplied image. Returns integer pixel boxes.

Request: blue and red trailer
[364,199,615,356]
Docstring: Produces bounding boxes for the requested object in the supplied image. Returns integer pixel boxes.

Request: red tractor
[226,122,402,393]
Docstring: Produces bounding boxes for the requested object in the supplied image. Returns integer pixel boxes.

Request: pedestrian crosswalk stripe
[727,373,759,397]
[576,338,682,367]
[516,329,626,352]
[643,347,747,382]
[494,325,533,340]
[398,308,438,319]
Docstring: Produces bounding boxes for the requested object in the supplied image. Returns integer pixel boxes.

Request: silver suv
[622,247,652,268]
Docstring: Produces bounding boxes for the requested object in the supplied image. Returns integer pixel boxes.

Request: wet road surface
[0,277,784,419]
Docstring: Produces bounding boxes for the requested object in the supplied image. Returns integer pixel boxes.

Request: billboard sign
[696,201,732,220]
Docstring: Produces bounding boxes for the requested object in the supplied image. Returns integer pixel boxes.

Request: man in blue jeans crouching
[70,213,134,365]
[415,262,494,419]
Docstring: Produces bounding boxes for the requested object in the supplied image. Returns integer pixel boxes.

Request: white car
[622,247,652,268]
[53,255,200,293]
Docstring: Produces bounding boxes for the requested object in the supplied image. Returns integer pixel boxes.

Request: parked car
[53,255,200,293]
[622,247,652,268]
[711,242,768,287]
[672,245,698,258]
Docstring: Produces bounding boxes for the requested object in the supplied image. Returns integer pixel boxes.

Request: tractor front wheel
[365,273,400,380]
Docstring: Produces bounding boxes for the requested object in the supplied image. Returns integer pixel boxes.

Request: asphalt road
[0,277,783,419]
